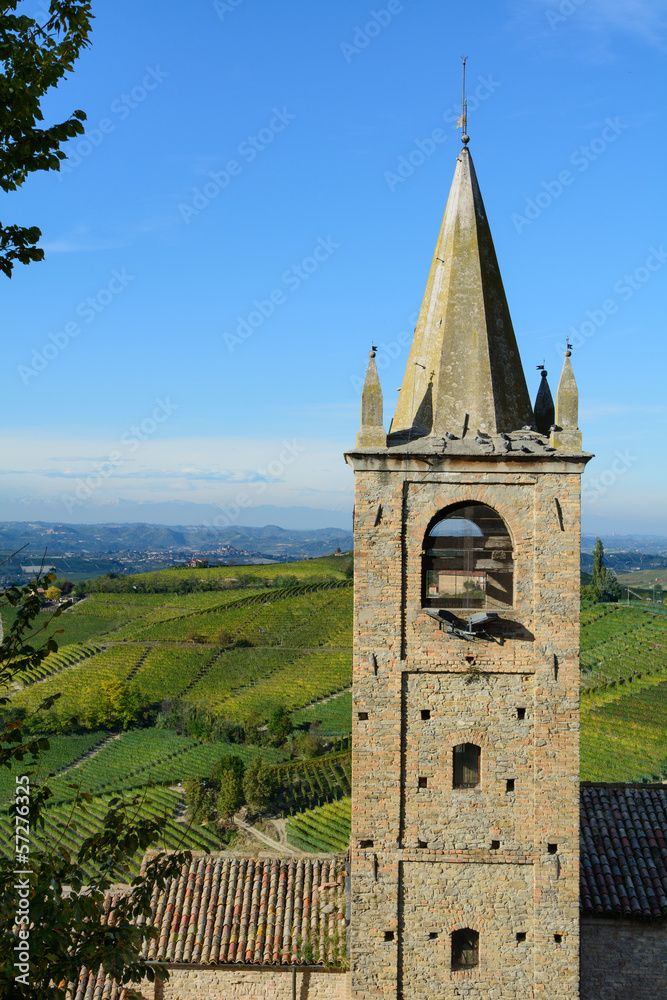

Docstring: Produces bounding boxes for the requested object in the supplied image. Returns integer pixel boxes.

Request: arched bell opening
[422,502,514,610]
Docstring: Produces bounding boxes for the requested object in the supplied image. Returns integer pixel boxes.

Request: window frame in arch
[453,742,480,788]
[421,502,513,610]
[451,928,479,970]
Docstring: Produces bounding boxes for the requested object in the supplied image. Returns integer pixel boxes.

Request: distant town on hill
[0,521,354,584]
[1,521,666,585]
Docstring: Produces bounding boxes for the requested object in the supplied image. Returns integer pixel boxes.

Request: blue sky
[2,0,666,533]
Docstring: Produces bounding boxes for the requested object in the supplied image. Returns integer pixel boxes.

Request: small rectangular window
[490,840,500,850]
[421,709,431,720]
[429,932,439,940]
[418,776,428,789]
[384,931,394,942]
[453,743,480,787]
[516,932,526,943]
[554,934,562,944]
[506,779,515,793]
[359,839,374,849]
[418,839,428,848]
[358,712,368,721]
[516,707,526,720]
[548,843,558,855]
[451,928,479,970]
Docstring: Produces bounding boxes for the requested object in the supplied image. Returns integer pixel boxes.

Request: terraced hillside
[580,602,667,782]
[0,728,288,870]
[273,749,352,814]
[82,553,351,594]
[0,785,228,878]
[0,558,354,864]
[287,798,351,853]
[3,580,353,731]
[292,690,352,735]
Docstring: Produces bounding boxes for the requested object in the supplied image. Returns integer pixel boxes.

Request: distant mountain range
[581,533,667,555]
[581,551,667,573]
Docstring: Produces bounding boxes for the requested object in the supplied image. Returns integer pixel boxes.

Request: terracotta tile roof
[580,783,667,920]
[68,968,124,1000]
[143,854,347,966]
[68,854,348,999]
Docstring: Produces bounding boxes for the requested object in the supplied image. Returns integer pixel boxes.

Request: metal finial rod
[459,55,469,145]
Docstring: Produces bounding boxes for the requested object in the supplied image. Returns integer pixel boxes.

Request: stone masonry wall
[403,671,535,852]
[349,459,584,1000]
[580,919,667,999]
[400,861,533,998]
[142,967,351,1000]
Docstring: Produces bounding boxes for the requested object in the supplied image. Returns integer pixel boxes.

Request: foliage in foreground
[0,1,93,277]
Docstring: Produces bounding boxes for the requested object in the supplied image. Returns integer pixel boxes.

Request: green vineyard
[0,730,108,805]
[273,750,352,814]
[580,603,667,781]
[0,786,226,879]
[580,604,667,694]
[0,728,286,808]
[44,729,286,804]
[15,641,101,686]
[3,582,354,730]
[292,690,353,734]
[286,797,351,853]
[581,679,667,781]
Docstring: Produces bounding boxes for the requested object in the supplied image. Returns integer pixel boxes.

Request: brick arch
[442,732,486,788]
[442,727,487,749]
[405,487,530,556]
[423,490,526,549]
[418,492,524,612]
[444,918,483,935]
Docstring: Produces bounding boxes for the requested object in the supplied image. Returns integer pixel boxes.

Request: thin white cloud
[1,433,354,516]
[509,0,667,59]
[42,215,178,253]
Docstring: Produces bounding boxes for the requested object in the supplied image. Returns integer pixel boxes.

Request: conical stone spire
[356,350,386,448]
[534,369,555,436]
[551,349,582,450]
[391,146,533,441]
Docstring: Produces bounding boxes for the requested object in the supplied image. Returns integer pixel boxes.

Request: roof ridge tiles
[199,857,222,964]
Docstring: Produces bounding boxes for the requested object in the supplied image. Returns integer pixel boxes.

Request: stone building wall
[140,967,351,1000]
[580,919,667,999]
[349,460,584,999]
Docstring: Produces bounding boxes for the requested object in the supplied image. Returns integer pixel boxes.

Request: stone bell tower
[345,137,591,999]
